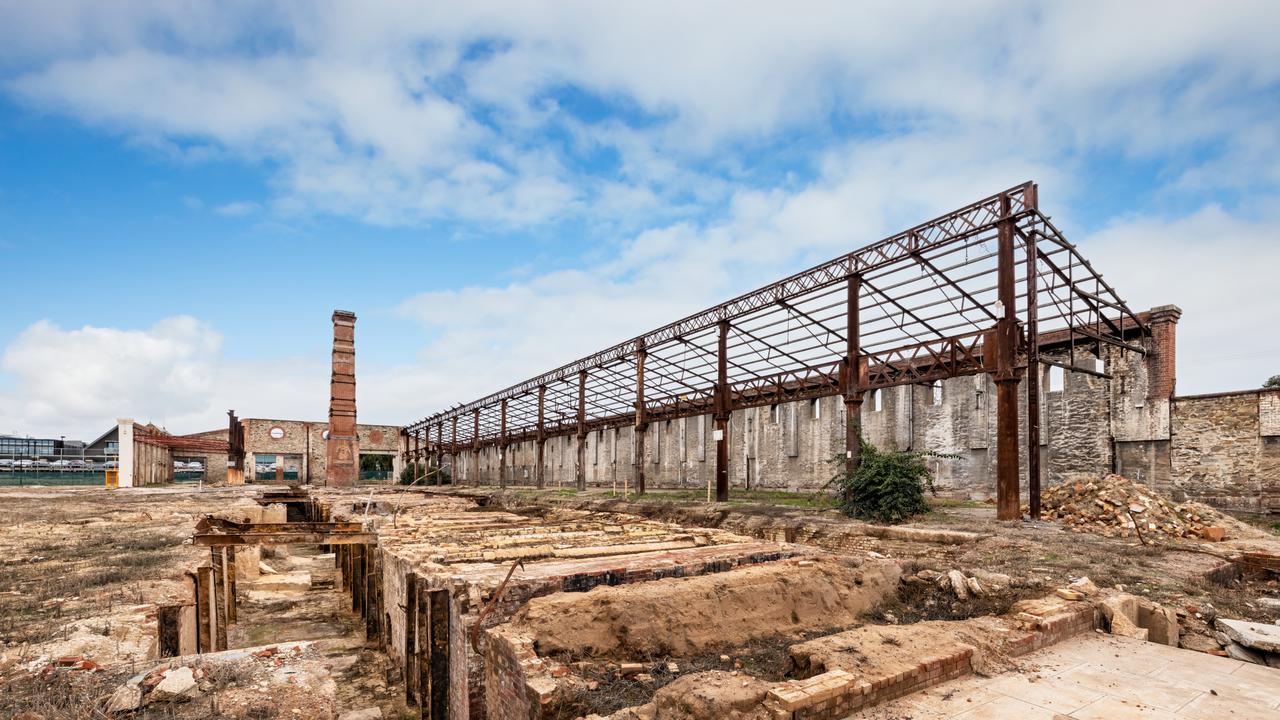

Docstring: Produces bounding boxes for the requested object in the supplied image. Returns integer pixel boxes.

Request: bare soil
[510,558,900,659]
[0,486,407,720]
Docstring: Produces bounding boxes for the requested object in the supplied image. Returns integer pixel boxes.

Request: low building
[161,417,402,486]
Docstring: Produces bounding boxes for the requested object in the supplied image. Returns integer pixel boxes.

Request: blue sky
[1,1,1278,440]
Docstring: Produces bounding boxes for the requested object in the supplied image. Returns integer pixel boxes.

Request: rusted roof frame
[409,182,1147,450]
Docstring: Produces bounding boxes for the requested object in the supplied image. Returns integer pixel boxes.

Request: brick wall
[242,418,400,484]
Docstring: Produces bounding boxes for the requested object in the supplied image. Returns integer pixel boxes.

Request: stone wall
[1168,390,1280,514]
[451,350,1126,502]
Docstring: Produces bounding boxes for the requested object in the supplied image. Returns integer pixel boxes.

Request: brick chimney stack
[1146,305,1182,401]
[326,310,359,486]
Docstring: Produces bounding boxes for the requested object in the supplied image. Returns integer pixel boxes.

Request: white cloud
[0,317,329,440]
[385,132,1064,415]
[2,2,1277,227]
[0,1,1277,431]
[213,200,260,217]
[1081,203,1280,394]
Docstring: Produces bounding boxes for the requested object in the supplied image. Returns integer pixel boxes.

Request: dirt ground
[3,483,1278,720]
[0,486,405,720]
[495,487,1280,627]
[510,557,900,659]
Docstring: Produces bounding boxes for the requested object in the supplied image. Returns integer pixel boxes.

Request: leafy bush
[399,464,451,485]
[1265,375,1280,389]
[825,440,953,524]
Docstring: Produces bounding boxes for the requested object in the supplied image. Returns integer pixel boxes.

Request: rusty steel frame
[405,182,1148,515]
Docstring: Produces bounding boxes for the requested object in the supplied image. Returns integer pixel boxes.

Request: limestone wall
[1169,390,1280,514]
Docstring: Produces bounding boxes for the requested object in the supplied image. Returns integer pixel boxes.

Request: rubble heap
[1038,474,1227,541]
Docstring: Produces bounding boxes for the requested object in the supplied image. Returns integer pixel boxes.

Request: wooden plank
[211,548,228,651]
[195,566,212,653]
[405,574,419,706]
[417,582,432,719]
[157,605,182,658]
[428,588,450,720]
[194,532,377,546]
[226,547,237,625]
[366,549,382,643]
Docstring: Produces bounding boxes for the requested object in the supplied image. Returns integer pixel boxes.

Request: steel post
[1026,224,1042,519]
[995,192,1022,521]
[634,340,647,495]
[499,399,507,489]
[536,385,546,489]
[714,320,730,502]
[843,274,864,478]
[576,369,587,491]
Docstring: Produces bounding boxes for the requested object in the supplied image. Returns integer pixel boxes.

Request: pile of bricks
[1039,474,1226,541]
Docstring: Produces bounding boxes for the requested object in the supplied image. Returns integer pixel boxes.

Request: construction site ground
[865,632,1280,719]
[2,482,1279,719]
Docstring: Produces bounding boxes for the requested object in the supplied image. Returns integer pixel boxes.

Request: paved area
[860,632,1280,719]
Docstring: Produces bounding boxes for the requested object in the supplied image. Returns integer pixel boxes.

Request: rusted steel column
[576,369,587,491]
[499,399,508,489]
[413,431,421,484]
[1026,226,1042,519]
[472,409,481,486]
[435,423,444,485]
[714,319,730,502]
[634,339,647,495]
[536,385,546,489]
[450,416,458,486]
[843,273,865,478]
[994,192,1022,521]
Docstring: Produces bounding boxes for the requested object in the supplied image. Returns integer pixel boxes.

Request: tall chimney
[327,310,359,486]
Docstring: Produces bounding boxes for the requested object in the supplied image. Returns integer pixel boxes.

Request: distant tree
[1265,375,1280,389]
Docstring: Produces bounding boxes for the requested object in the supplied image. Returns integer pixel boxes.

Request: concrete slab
[1217,618,1280,653]
[860,634,1280,720]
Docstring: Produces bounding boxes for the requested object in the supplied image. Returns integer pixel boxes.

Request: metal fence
[0,450,208,487]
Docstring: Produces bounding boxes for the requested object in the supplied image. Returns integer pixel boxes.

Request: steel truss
[404,182,1148,517]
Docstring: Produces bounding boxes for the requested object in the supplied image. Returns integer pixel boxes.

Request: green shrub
[399,464,451,485]
[825,440,953,524]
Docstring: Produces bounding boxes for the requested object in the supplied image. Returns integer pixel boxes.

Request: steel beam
[994,192,1021,521]
[1026,229,1042,519]
[536,385,546,489]
[714,319,730,502]
[576,369,587,491]
[635,339,647,495]
[843,274,864,478]
[499,399,507,489]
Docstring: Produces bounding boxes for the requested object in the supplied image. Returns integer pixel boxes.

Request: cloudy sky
[0,1,1277,440]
